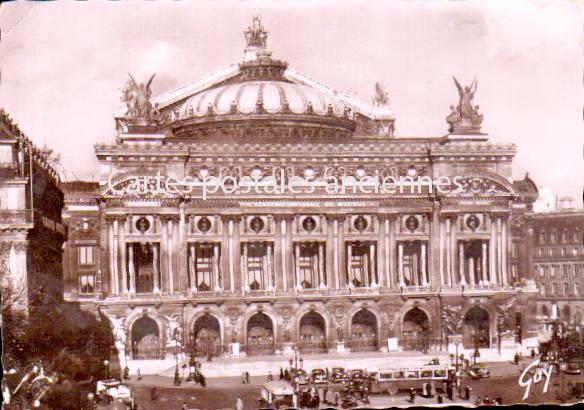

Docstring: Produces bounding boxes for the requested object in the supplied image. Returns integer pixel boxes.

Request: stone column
[274,216,283,289]
[167,218,175,294]
[285,216,295,290]
[242,242,248,291]
[190,244,197,292]
[469,255,476,286]
[502,216,509,286]
[421,242,427,285]
[178,203,187,293]
[482,241,488,284]
[458,241,466,286]
[280,218,288,291]
[117,217,128,295]
[445,217,451,286]
[377,215,386,288]
[221,216,230,291]
[152,244,160,294]
[266,243,273,289]
[161,217,169,293]
[490,215,497,285]
[324,215,336,288]
[128,243,136,294]
[450,216,458,285]
[346,243,353,286]
[439,218,445,285]
[389,215,397,288]
[213,243,220,290]
[338,217,346,288]
[107,216,118,295]
[398,242,405,286]
[98,202,108,296]
[295,243,301,289]
[318,242,325,288]
[497,216,503,286]
[333,218,340,289]
[369,242,376,286]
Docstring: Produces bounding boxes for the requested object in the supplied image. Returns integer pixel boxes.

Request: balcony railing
[0,210,34,225]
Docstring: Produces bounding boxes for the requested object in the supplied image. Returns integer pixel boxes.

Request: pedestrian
[267,371,273,381]
[137,367,142,381]
[514,352,520,366]
[409,387,416,404]
[279,367,284,380]
[531,348,536,360]
[181,404,188,410]
[241,371,247,384]
[245,371,250,384]
[236,397,244,410]
[437,393,443,404]
[284,368,290,381]
[150,386,158,402]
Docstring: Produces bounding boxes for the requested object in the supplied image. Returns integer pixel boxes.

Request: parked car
[331,367,348,383]
[564,362,582,375]
[468,363,490,379]
[291,369,309,385]
[311,368,328,384]
[96,379,135,407]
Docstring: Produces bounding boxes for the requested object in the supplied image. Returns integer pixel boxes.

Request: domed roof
[177,80,348,118]
[134,17,395,141]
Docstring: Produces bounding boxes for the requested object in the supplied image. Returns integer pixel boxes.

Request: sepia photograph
[1,0,583,408]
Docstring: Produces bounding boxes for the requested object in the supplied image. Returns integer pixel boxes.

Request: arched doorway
[349,309,379,352]
[246,312,275,356]
[463,306,491,349]
[192,314,222,357]
[131,316,161,360]
[298,311,327,354]
[402,308,430,352]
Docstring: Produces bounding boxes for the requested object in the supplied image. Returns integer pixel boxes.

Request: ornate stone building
[0,109,66,310]
[529,209,584,330]
[62,18,539,362]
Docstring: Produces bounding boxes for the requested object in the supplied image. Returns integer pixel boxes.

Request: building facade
[62,18,539,361]
[0,109,66,310]
[530,209,584,330]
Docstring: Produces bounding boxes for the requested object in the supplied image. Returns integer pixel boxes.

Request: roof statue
[373,82,390,106]
[446,76,483,134]
[244,16,268,49]
[120,73,166,128]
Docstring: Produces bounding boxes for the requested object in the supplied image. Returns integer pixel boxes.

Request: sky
[0,0,582,201]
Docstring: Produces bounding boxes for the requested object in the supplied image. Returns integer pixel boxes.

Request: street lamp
[103,360,109,380]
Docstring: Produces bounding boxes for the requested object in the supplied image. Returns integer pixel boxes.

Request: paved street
[94,355,584,409]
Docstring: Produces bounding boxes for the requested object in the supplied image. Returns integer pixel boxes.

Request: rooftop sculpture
[446,76,483,134]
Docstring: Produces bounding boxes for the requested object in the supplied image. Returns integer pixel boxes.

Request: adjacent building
[0,109,66,310]
[62,18,539,363]
[530,207,584,330]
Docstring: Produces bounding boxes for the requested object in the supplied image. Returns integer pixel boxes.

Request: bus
[369,364,453,394]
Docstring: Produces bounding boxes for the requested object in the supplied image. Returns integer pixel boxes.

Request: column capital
[326,214,347,223]
[273,214,295,223]
[159,214,180,223]
[221,214,243,223]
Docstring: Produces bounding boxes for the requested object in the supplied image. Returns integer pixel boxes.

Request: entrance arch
[463,306,491,348]
[246,312,275,356]
[131,316,161,360]
[298,311,327,354]
[193,314,222,357]
[402,307,430,352]
[349,309,379,352]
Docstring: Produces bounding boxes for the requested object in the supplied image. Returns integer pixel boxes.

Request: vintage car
[260,381,294,409]
[331,367,348,383]
[291,369,309,385]
[564,362,583,375]
[311,368,328,384]
[468,363,490,379]
[96,379,134,407]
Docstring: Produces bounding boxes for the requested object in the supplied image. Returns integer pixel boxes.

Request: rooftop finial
[244,16,268,49]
